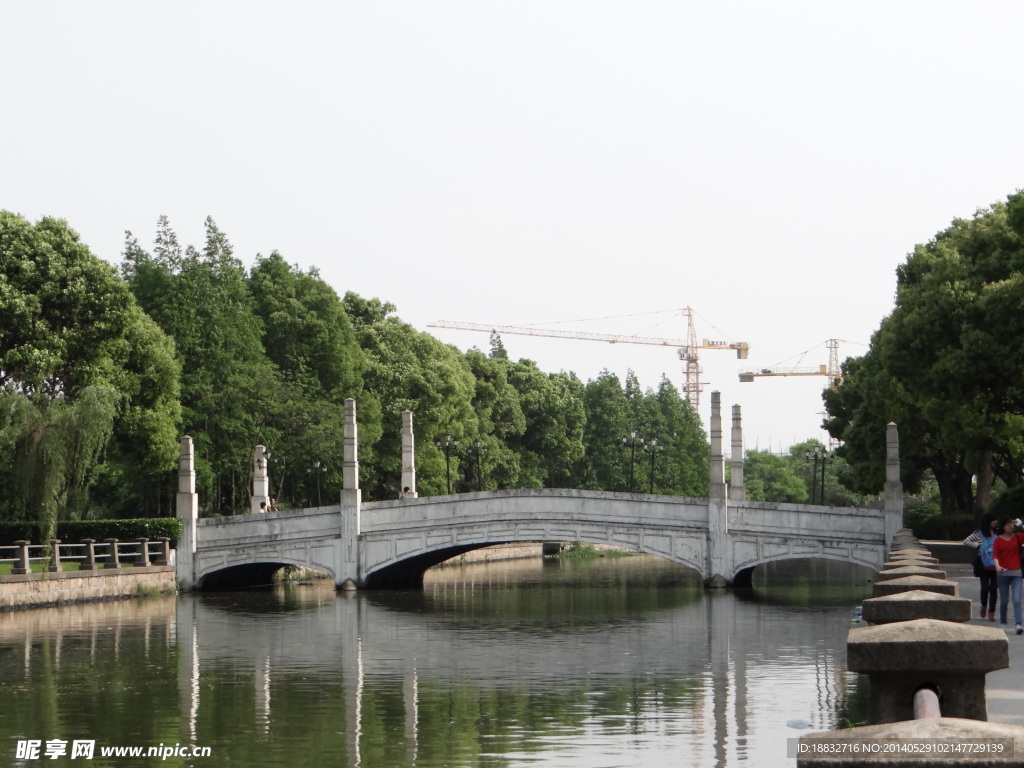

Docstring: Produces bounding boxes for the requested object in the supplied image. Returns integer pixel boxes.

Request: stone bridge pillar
[729,404,745,502]
[884,422,904,549]
[339,399,362,588]
[707,392,732,587]
[251,444,270,513]
[176,436,199,591]
[401,410,417,498]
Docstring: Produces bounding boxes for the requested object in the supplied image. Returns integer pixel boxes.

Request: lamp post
[470,438,488,492]
[622,431,639,493]
[805,449,818,505]
[820,450,831,505]
[306,460,326,507]
[434,433,458,495]
[644,439,664,494]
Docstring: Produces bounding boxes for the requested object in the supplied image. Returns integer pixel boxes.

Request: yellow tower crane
[738,339,841,387]
[738,339,842,447]
[428,307,749,412]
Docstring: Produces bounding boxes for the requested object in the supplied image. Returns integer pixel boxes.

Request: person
[401,486,412,499]
[963,513,998,620]
[269,497,279,513]
[992,516,1024,634]
[259,501,268,513]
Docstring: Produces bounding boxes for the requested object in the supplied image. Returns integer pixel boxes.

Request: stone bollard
[104,539,120,569]
[135,538,151,567]
[48,539,62,572]
[873,575,957,598]
[847,618,1008,723]
[880,560,941,572]
[154,538,170,566]
[862,590,972,625]
[12,540,30,575]
[876,565,947,581]
[80,539,97,571]
[798,718,1024,766]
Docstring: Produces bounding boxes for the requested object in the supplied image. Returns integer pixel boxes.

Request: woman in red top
[992,516,1024,634]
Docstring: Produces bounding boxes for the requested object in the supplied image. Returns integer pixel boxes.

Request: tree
[0,212,181,530]
[123,217,273,514]
[743,450,808,503]
[825,192,1024,517]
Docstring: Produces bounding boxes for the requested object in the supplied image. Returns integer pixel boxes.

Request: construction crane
[738,339,842,447]
[738,339,841,388]
[428,307,749,411]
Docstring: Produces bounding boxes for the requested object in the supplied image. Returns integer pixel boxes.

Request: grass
[558,543,634,560]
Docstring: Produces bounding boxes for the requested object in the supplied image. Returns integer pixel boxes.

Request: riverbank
[0,566,177,611]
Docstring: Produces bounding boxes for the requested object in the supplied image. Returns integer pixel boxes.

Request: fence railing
[0,538,172,574]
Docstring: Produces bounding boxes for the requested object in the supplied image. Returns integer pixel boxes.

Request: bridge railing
[0,538,172,574]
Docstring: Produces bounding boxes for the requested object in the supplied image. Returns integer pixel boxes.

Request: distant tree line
[1,213,718,533]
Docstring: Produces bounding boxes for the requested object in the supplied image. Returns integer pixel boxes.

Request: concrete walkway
[948,564,1024,725]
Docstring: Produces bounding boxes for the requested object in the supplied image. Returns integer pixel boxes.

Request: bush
[903,501,973,540]
[0,518,180,546]
[988,484,1024,521]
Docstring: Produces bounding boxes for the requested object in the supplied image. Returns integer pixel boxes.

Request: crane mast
[428,307,749,411]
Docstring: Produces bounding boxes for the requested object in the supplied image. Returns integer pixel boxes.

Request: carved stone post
[400,410,417,498]
[252,444,270,514]
[339,399,362,589]
[176,436,199,591]
[706,392,731,587]
[884,422,904,549]
[729,404,746,502]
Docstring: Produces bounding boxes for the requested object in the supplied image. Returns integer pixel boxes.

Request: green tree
[0,212,181,529]
[577,371,632,491]
[743,449,808,503]
[123,217,273,514]
[825,192,1024,517]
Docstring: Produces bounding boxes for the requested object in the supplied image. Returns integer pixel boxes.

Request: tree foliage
[825,192,1024,517]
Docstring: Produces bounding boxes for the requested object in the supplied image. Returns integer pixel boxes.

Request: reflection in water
[0,557,871,767]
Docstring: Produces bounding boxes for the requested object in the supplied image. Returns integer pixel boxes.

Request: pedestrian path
[948,564,1024,725]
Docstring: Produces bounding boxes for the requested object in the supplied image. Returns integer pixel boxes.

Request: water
[0,555,872,767]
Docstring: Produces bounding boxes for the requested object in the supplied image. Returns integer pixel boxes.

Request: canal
[0,553,873,767]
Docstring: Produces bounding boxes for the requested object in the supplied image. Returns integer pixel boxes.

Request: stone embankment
[1,567,177,611]
[798,528,1024,766]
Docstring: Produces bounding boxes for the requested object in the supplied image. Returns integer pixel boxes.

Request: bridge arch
[197,558,335,590]
[361,526,708,589]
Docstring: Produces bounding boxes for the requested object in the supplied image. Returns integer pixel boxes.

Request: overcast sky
[3,2,1023,453]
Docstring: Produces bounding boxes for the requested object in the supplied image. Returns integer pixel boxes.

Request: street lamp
[644,438,664,494]
[804,448,830,505]
[622,431,639,493]
[306,460,326,507]
[469,438,488,492]
[434,433,458,494]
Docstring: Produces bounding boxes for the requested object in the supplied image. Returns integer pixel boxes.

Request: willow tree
[0,212,181,535]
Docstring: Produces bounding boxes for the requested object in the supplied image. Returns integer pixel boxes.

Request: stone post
[136,538,151,567]
[80,539,97,571]
[706,392,731,587]
[176,436,199,591]
[155,537,171,567]
[48,539,62,572]
[339,399,362,589]
[13,540,30,575]
[400,410,417,498]
[883,422,903,549]
[105,539,120,569]
[252,444,270,514]
[728,404,745,502]
[847,619,1008,723]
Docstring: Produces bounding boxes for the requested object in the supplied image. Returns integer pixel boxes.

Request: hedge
[0,519,180,547]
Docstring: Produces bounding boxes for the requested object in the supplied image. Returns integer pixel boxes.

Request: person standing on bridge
[963,513,998,621]
[992,516,1024,635]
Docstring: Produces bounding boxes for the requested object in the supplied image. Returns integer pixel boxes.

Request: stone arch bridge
[175,395,903,591]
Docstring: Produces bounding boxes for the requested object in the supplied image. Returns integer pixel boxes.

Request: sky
[3,2,1023,454]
